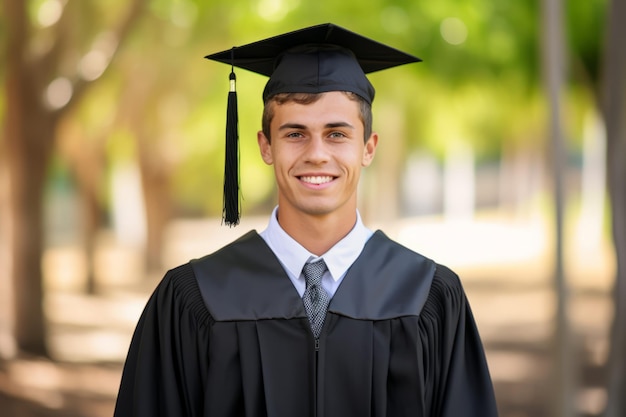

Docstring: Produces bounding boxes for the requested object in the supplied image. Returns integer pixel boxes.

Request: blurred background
[1,0,625,416]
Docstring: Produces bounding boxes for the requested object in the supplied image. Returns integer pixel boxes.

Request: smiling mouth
[299,175,334,185]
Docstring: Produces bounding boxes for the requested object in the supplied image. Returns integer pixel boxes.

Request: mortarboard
[205,23,421,225]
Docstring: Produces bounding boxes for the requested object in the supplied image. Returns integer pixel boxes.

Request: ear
[257,131,273,165]
[362,132,378,167]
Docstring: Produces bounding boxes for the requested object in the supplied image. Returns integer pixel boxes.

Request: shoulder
[433,263,466,304]
[329,231,437,319]
[191,230,269,270]
[154,262,213,326]
[419,262,468,323]
[370,231,466,314]
[432,263,464,295]
[367,231,439,285]
[372,231,462,294]
[188,230,305,321]
[367,230,436,268]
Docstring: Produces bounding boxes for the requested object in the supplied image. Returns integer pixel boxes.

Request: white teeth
[300,176,333,185]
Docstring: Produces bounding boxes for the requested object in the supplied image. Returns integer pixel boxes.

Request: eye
[286,131,304,138]
[328,131,347,139]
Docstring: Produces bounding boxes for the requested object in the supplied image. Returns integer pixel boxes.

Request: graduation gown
[114,230,498,417]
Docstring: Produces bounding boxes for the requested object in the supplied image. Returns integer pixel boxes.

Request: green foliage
[566,0,607,87]
[4,0,607,218]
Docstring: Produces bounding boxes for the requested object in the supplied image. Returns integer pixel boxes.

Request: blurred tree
[601,0,626,415]
[542,0,572,415]
[115,44,176,274]
[56,114,109,294]
[566,0,626,413]
[2,0,149,355]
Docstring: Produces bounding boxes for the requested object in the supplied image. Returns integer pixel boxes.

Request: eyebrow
[278,121,355,130]
[278,123,307,131]
[326,121,355,130]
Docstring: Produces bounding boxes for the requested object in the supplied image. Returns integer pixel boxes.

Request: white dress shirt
[259,206,374,297]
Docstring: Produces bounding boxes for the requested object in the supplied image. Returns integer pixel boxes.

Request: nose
[304,136,329,164]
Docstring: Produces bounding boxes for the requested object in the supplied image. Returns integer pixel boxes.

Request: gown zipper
[314,337,319,417]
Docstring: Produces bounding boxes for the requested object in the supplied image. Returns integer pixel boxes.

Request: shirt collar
[260,206,373,282]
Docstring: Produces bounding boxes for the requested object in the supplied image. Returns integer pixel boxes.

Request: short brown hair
[261,92,372,143]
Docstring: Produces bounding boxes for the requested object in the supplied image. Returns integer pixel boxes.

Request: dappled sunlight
[45,293,146,362]
[46,293,145,329]
[36,0,63,28]
[488,350,549,383]
[468,289,554,331]
[577,387,608,416]
[393,217,548,270]
[48,329,133,363]
[0,360,67,412]
[0,356,122,417]
[44,78,73,110]
[440,17,468,45]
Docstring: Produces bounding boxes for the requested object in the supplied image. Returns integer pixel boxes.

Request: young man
[114,24,498,417]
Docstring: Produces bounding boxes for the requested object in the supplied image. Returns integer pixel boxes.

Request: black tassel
[223,55,240,226]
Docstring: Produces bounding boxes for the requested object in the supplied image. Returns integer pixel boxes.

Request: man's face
[257,91,377,222]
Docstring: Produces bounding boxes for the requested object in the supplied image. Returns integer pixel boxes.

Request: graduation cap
[205,23,421,226]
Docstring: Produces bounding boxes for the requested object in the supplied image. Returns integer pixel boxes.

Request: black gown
[114,230,498,417]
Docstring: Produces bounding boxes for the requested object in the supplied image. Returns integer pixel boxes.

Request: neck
[277,209,357,256]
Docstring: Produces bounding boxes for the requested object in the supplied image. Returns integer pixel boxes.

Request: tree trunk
[602,0,626,415]
[542,0,574,415]
[138,135,173,274]
[4,75,54,356]
[6,129,53,356]
[3,0,149,355]
[58,120,108,294]
[75,152,106,294]
[3,0,57,356]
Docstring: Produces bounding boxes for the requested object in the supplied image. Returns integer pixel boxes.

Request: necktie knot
[302,259,330,338]
[303,259,326,288]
